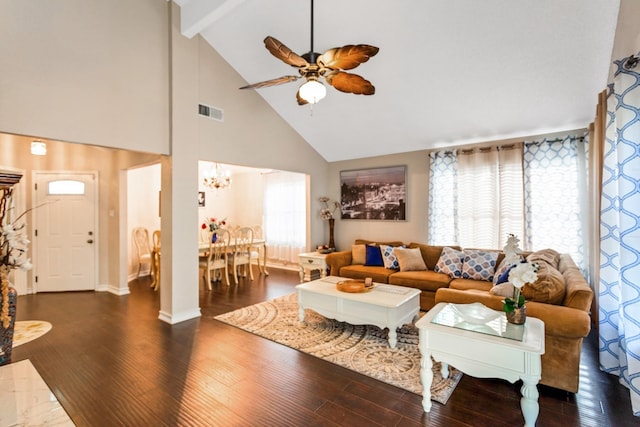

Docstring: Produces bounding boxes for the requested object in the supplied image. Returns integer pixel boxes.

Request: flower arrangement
[503,260,539,313]
[319,197,340,220]
[1,186,33,328]
[201,217,226,232]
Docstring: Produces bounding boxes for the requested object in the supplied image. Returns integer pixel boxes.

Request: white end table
[298,251,329,282]
[416,303,545,427]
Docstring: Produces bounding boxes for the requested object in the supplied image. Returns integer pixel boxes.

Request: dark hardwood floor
[9,268,640,426]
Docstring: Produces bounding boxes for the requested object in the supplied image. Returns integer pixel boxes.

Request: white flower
[319,197,340,220]
[508,261,539,289]
[502,233,523,265]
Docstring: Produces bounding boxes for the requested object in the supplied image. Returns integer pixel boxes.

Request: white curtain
[428,145,523,249]
[458,146,524,249]
[263,171,306,264]
[599,54,640,416]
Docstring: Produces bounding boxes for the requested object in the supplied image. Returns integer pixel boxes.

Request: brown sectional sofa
[325,239,593,393]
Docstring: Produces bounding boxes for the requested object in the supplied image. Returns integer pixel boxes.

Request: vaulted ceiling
[174,0,619,162]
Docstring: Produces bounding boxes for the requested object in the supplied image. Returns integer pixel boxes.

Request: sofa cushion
[389,270,451,292]
[521,261,566,305]
[338,264,395,284]
[352,244,366,265]
[461,249,499,281]
[394,247,428,271]
[527,248,561,269]
[449,277,494,292]
[380,244,402,269]
[365,245,384,266]
[434,246,465,278]
[490,282,515,298]
[408,243,460,270]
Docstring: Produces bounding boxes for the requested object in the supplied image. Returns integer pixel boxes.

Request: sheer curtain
[428,145,523,249]
[458,146,523,249]
[599,54,640,416]
[523,136,589,273]
[263,171,306,264]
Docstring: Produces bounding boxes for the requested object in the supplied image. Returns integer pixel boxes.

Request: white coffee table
[416,302,545,427]
[296,277,421,349]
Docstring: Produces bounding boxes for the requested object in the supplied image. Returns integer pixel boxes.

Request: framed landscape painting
[340,165,406,221]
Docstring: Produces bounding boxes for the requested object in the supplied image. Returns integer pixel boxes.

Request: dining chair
[150,230,161,291]
[228,226,254,285]
[132,227,152,278]
[250,225,263,273]
[199,227,211,244]
[199,228,231,289]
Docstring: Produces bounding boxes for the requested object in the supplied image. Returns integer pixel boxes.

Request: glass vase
[506,306,526,325]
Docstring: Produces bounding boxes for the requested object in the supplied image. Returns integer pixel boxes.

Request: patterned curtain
[523,136,589,274]
[428,150,458,245]
[599,54,640,416]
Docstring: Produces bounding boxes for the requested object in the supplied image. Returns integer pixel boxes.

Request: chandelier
[203,163,232,190]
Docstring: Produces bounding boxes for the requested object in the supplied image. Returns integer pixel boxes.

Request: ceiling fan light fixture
[299,79,326,104]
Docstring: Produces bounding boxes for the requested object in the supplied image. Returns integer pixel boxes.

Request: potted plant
[503,261,539,324]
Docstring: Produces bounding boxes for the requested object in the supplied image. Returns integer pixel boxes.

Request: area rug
[214,293,462,404]
[12,321,52,347]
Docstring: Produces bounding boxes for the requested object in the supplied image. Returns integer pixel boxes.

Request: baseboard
[158,308,201,324]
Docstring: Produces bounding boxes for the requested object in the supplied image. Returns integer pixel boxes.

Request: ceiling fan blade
[240,75,300,90]
[296,89,309,106]
[317,45,379,71]
[325,71,375,95]
[264,36,309,68]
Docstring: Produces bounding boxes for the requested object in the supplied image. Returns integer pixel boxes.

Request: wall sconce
[31,141,47,156]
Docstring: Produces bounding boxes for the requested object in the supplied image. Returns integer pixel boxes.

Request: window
[48,180,85,195]
[428,136,588,273]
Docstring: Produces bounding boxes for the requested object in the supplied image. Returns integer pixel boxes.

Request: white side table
[298,252,328,282]
[416,303,545,427]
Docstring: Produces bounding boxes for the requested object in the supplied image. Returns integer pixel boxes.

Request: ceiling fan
[239,0,379,105]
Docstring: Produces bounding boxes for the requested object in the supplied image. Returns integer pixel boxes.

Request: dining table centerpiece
[0,172,32,365]
[202,217,226,242]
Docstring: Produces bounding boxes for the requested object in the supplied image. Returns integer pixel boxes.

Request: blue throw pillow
[496,264,516,284]
[365,244,384,266]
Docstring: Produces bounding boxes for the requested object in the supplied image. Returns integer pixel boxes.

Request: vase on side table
[328,218,336,250]
[506,306,526,325]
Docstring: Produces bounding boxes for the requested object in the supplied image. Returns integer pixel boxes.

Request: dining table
[198,238,269,276]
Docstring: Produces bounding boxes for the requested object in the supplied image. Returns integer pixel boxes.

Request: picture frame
[198,191,205,207]
[340,165,406,220]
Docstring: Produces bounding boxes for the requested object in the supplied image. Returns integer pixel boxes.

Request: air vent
[198,103,224,122]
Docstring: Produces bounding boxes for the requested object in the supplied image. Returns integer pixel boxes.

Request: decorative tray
[336,280,374,293]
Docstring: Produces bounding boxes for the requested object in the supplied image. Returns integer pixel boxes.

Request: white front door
[34,172,97,292]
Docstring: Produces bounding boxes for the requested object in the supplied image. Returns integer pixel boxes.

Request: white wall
[0,0,171,154]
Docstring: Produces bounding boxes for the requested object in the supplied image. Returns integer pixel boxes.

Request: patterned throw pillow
[461,249,499,282]
[434,247,465,278]
[380,244,402,269]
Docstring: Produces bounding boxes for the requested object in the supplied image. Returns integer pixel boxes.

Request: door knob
[87,239,94,244]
